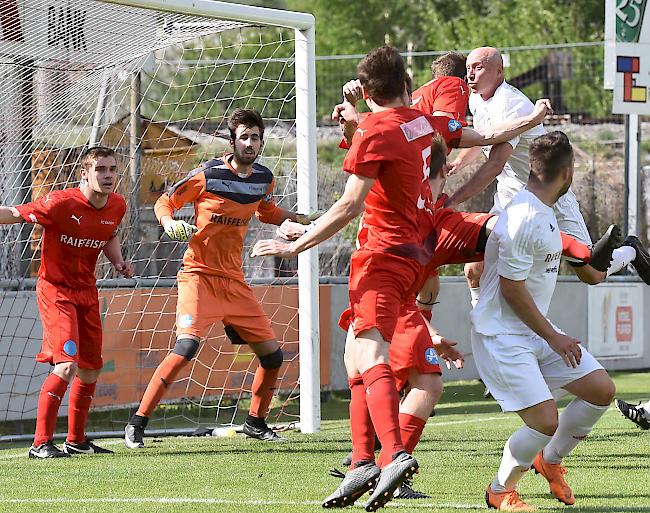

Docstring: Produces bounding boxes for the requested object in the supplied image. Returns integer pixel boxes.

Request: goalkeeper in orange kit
[125,108,303,447]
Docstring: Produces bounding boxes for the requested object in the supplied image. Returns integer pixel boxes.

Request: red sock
[349,375,375,467]
[561,232,591,262]
[248,365,280,419]
[377,413,427,468]
[136,353,188,417]
[67,378,96,444]
[34,373,69,446]
[362,364,404,459]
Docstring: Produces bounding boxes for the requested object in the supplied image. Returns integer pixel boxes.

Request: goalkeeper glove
[163,219,197,242]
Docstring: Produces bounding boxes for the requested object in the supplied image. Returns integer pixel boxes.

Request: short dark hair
[430,133,448,179]
[80,146,116,171]
[228,108,265,141]
[529,131,574,182]
[431,52,466,79]
[357,46,408,105]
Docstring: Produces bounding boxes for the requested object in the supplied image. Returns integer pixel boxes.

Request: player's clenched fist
[251,239,297,259]
[163,219,197,242]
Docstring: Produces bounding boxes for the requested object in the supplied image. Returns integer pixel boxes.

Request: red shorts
[339,300,441,391]
[390,301,442,390]
[425,209,495,277]
[344,250,421,342]
[176,271,276,342]
[36,279,103,369]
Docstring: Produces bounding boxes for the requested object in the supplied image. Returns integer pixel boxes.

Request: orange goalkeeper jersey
[154,154,285,281]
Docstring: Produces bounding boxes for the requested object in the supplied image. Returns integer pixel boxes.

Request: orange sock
[67,378,96,444]
[34,373,69,446]
[377,413,426,468]
[136,353,187,417]
[561,232,591,262]
[248,365,280,418]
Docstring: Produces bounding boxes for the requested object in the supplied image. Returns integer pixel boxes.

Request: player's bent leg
[531,371,613,505]
[387,371,441,500]
[487,401,556,510]
[571,264,606,286]
[243,339,287,442]
[125,336,199,449]
[621,235,650,284]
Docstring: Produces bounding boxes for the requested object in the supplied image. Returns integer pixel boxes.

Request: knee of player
[258,347,284,369]
[53,361,78,382]
[592,378,616,406]
[172,337,200,361]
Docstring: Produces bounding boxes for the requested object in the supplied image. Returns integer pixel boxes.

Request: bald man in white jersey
[446,47,650,307]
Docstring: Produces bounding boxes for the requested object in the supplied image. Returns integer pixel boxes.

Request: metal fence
[314,42,618,123]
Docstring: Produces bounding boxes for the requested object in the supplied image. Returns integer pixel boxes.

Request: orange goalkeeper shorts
[175,270,276,342]
[36,278,103,369]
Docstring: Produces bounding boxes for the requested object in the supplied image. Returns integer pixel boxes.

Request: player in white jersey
[472,132,616,511]
[446,46,650,307]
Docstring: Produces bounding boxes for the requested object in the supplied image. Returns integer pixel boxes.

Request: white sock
[640,400,650,412]
[543,398,609,464]
[491,425,552,492]
[606,246,637,277]
[470,287,481,308]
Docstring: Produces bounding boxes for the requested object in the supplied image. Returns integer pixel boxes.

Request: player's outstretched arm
[458,99,551,148]
[500,276,582,368]
[445,142,513,208]
[0,206,23,224]
[251,174,373,259]
[103,236,134,278]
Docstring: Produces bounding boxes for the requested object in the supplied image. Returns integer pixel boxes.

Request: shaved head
[467,47,503,68]
[466,46,504,99]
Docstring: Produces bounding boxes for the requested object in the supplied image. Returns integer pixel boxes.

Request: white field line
[0,497,485,509]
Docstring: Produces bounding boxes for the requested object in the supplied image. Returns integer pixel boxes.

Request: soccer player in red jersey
[124,109,303,448]
[252,46,550,511]
[0,147,132,458]
[411,51,469,122]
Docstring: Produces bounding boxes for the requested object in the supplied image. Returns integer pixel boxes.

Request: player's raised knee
[594,377,616,406]
[172,337,200,361]
[259,348,283,369]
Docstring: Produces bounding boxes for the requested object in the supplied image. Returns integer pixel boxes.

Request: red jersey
[348,109,462,262]
[411,76,469,123]
[154,154,285,281]
[16,189,126,289]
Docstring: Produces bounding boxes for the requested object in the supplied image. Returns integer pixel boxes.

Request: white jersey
[471,189,563,336]
[469,81,545,201]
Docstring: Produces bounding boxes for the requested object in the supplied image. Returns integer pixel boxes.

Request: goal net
[0,0,320,439]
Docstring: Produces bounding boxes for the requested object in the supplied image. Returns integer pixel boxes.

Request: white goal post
[0,0,320,435]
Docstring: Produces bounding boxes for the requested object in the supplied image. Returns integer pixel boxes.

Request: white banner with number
[587,283,644,359]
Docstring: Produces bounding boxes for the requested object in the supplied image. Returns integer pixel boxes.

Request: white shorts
[491,188,592,251]
[471,328,604,412]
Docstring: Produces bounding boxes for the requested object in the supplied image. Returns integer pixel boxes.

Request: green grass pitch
[0,372,648,513]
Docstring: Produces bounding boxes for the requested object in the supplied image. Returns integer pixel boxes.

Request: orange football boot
[485,486,535,512]
[532,451,575,505]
